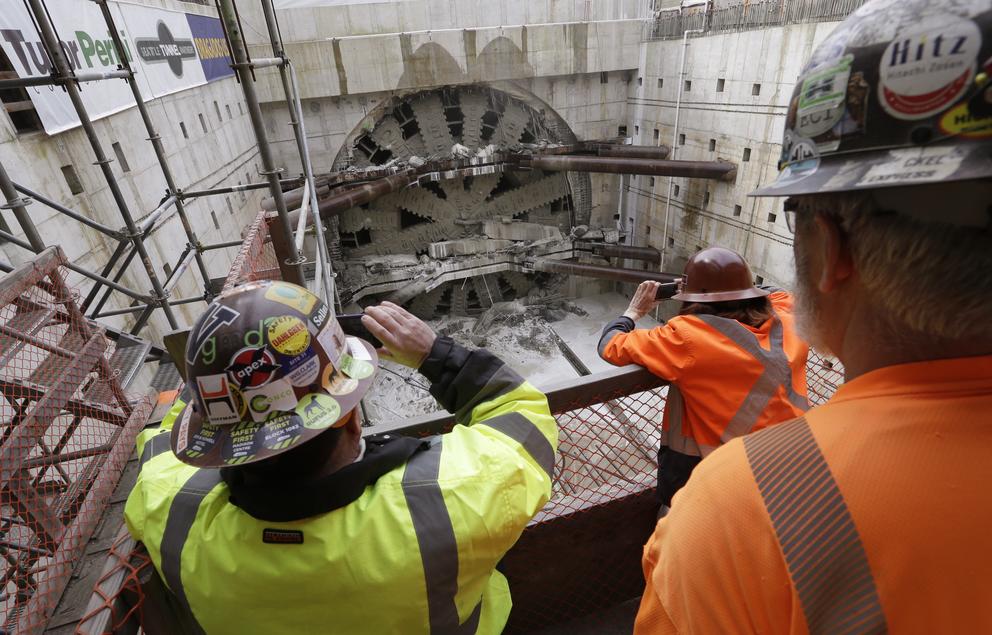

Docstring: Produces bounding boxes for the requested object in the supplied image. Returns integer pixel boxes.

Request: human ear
[813,213,854,293]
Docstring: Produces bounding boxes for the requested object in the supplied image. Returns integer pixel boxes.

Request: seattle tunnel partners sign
[0,0,234,135]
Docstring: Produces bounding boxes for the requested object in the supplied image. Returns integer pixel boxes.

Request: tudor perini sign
[136,21,197,78]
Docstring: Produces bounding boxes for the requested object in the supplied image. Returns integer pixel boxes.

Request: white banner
[0,0,233,135]
[273,0,418,7]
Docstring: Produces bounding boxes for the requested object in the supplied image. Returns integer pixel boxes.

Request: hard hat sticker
[195,374,246,425]
[857,145,967,187]
[264,282,318,314]
[260,413,303,451]
[246,378,298,423]
[267,316,311,357]
[316,320,347,359]
[797,55,853,138]
[309,301,330,330]
[296,394,342,430]
[187,303,241,365]
[339,353,374,380]
[939,99,992,137]
[878,16,981,121]
[324,372,359,396]
[175,406,193,454]
[347,337,372,361]
[227,347,280,390]
[184,423,221,459]
[285,351,320,387]
[223,420,263,465]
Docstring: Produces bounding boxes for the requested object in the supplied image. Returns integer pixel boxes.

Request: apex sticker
[135,21,197,78]
[227,347,281,391]
[878,17,981,121]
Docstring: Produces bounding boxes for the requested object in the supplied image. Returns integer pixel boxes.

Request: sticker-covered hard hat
[753,0,992,197]
[171,280,378,468]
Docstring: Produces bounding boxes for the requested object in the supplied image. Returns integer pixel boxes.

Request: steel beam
[216,0,305,286]
[25,0,177,329]
[525,155,737,181]
[181,178,300,200]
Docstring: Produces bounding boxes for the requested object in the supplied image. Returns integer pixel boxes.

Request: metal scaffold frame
[0,0,335,338]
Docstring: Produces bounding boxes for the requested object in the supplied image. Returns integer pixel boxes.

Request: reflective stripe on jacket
[599,291,810,455]
[125,340,558,634]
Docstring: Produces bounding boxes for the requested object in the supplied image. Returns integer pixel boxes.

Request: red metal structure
[0,248,155,635]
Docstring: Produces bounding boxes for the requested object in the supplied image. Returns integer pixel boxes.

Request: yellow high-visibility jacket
[125,338,558,634]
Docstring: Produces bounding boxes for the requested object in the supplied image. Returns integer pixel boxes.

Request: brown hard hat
[672,247,769,303]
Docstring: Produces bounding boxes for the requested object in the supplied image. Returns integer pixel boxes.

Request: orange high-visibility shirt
[600,292,810,455]
[634,354,992,634]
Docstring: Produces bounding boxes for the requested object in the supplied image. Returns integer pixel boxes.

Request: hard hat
[170,280,378,468]
[752,0,992,198]
[671,247,769,303]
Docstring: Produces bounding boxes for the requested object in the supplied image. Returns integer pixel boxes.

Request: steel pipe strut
[316,170,417,218]
[585,243,662,264]
[591,144,672,160]
[531,258,680,286]
[526,155,737,181]
[25,0,177,329]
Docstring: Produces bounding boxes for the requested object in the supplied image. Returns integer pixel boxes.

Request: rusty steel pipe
[316,170,417,217]
[527,155,737,181]
[592,144,671,160]
[585,243,662,264]
[533,258,680,286]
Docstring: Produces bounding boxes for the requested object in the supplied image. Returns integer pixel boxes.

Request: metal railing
[644,0,868,40]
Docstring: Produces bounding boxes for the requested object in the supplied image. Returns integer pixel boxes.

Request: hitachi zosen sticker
[878,16,981,121]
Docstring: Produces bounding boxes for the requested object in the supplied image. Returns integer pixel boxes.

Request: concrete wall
[0,0,268,341]
[625,19,840,285]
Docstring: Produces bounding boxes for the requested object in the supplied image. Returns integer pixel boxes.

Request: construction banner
[0,0,233,135]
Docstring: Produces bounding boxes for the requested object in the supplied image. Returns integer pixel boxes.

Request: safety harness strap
[744,418,887,635]
[160,468,222,633]
[696,313,809,442]
[402,438,483,634]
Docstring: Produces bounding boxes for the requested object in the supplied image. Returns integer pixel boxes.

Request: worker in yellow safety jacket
[125,280,557,634]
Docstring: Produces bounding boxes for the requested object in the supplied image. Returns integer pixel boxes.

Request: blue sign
[186,13,234,82]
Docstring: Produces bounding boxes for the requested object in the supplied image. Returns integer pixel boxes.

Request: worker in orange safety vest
[598,247,810,509]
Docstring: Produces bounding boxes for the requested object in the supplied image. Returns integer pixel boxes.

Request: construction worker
[635,0,992,632]
[598,247,810,508]
[124,280,557,634]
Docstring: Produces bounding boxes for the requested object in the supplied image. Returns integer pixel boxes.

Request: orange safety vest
[600,292,810,456]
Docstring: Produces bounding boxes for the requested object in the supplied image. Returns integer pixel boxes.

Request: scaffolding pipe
[233,57,285,69]
[0,69,131,90]
[96,0,213,301]
[91,295,205,319]
[200,239,244,251]
[0,229,152,303]
[85,209,163,317]
[181,178,300,200]
[0,159,45,253]
[663,27,705,271]
[80,241,131,313]
[25,0,177,328]
[216,0,304,286]
[525,155,736,180]
[11,182,123,240]
[531,258,680,286]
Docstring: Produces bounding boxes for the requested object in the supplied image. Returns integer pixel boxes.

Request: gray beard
[793,251,835,356]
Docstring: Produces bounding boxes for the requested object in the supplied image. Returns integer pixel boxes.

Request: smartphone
[337,313,383,349]
[655,282,681,300]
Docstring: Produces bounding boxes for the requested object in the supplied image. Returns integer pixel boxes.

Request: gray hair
[798,184,992,341]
